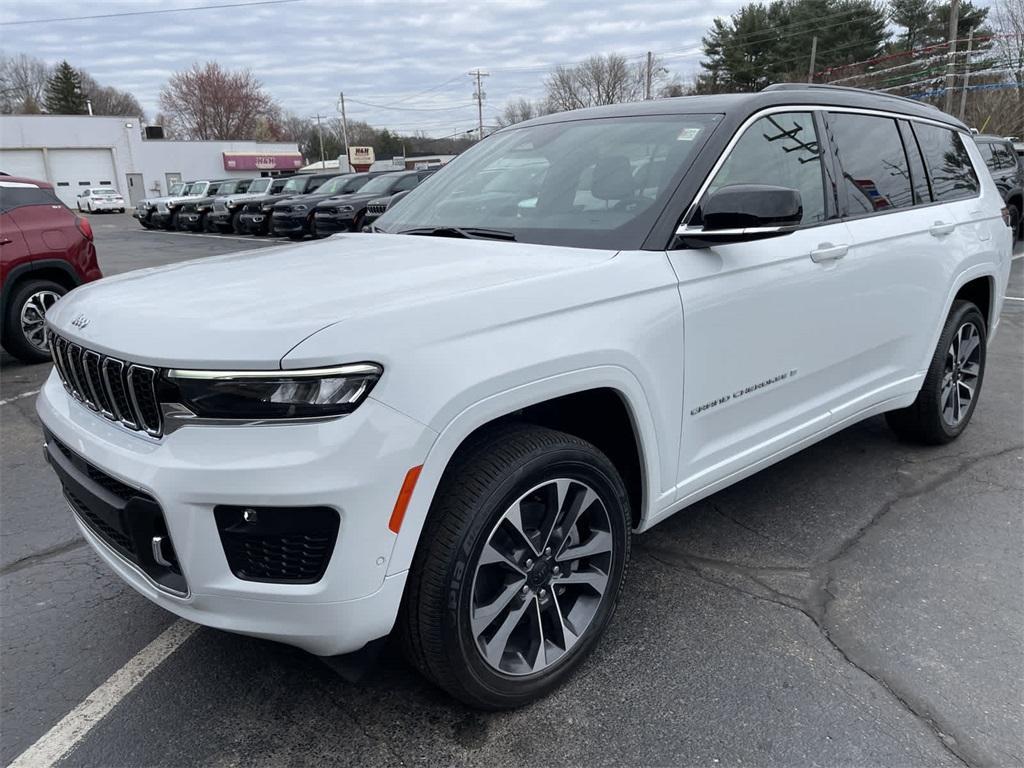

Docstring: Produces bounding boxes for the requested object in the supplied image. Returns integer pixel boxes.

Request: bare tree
[158,62,278,140]
[544,54,648,111]
[494,97,549,127]
[78,71,144,118]
[0,53,49,113]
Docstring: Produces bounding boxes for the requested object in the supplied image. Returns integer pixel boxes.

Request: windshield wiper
[397,226,517,242]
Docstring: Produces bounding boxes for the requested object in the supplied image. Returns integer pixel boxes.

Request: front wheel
[400,424,631,709]
[886,300,986,444]
[2,279,66,363]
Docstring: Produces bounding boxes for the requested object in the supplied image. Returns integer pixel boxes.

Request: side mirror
[677,184,803,247]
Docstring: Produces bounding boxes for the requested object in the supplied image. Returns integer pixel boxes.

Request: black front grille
[367,202,387,215]
[49,332,162,436]
[67,488,136,554]
[214,505,339,584]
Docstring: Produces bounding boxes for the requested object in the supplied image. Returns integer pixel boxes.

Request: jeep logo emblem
[71,314,89,330]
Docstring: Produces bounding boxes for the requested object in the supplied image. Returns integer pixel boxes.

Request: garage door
[48,149,118,208]
[0,149,47,180]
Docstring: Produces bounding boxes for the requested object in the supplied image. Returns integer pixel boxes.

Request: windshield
[317,175,353,195]
[168,183,186,195]
[360,174,402,196]
[217,181,240,195]
[281,177,308,193]
[247,178,271,194]
[378,114,720,249]
[186,182,207,196]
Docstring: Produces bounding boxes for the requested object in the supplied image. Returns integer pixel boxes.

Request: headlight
[292,204,308,212]
[163,364,382,420]
[227,202,238,208]
[168,202,180,209]
[340,205,354,212]
[262,205,274,212]
[198,205,210,212]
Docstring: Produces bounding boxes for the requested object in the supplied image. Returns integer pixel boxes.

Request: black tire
[399,423,631,709]
[231,210,244,235]
[166,210,179,230]
[1,279,67,364]
[886,300,987,444]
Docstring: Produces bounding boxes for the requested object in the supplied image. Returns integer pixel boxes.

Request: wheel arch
[1,260,81,310]
[385,366,662,578]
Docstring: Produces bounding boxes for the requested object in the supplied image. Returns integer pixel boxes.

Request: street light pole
[337,91,351,171]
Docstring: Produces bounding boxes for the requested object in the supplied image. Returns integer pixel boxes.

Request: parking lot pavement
[1,226,1021,767]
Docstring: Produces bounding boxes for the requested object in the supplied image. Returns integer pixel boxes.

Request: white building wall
[0,115,301,202]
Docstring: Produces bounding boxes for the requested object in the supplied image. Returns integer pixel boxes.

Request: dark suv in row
[236,172,339,235]
[975,134,1023,243]
[313,169,435,234]
[270,172,390,239]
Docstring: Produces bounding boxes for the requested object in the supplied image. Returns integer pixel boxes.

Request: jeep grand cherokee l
[37,85,1012,709]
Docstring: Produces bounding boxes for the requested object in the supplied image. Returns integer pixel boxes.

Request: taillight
[76,216,93,241]
[1001,207,1012,227]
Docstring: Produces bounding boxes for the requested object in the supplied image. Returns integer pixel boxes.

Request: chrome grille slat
[49,332,162,437]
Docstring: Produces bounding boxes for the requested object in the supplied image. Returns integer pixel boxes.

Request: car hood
[45,233,615,368]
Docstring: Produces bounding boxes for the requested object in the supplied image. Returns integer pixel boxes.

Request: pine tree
[44,60,86,114]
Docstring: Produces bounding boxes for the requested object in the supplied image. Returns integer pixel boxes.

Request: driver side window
[704,112,827,225]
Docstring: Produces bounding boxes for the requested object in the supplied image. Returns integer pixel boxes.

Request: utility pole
[315,113,326,167]
[645,51,653,99]
[944,0,961,114]
[958,28,974,121]
[469,69,489,141]
[807,36,818,83]
[337,91,351,171]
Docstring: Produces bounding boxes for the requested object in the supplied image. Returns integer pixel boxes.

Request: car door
[814,110,954,426]
[667,109,857,501]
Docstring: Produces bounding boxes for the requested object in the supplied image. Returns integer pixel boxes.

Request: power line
[0,0,304,26]
[343,97,475,113]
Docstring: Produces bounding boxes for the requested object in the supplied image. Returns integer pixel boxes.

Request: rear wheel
[2,279,66,364]
[400,423,631,709]
[167,210,179,230]
[886,300,986,444]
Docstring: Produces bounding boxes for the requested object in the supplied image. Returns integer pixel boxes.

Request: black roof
[517,83,966,131]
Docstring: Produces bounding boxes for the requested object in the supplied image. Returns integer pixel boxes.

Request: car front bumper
[179,212,205,230]
[313,212,356,234]
[271,212,307,235]
[37,371,436,655]
[237,212,270,234]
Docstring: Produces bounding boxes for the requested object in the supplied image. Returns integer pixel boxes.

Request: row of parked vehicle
[132,168,436,239]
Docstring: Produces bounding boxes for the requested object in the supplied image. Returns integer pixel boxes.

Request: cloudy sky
[0,0,743,135]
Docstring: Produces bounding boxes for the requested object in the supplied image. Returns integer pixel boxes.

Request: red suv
[1,177,102,363]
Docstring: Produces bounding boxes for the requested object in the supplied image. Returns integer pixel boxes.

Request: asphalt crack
[638,442,1024,768]
[1,538,85,576]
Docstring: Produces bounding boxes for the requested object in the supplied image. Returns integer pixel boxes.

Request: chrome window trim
[678,104,980,236]
[165,363,382,380]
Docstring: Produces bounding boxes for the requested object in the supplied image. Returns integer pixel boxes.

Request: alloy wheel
[941,321,981,427]
[470,478,614,676]
[20,289,61,352]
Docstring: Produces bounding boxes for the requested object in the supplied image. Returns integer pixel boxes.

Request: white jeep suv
[38,85,1013,709]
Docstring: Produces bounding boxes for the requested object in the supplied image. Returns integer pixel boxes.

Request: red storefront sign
[222,152,305,171]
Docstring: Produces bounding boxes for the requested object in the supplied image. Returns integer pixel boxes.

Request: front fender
[383,364,667,577]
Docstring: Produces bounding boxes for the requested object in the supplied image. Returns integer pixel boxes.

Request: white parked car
[76,187,126,213]
[38,85,1013,709]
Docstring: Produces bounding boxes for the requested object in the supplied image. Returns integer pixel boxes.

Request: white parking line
[141,230,280,246]
[7,620,198,768]
[0,389,40,407]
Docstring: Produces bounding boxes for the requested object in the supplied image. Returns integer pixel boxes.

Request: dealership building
[0,114,303,208]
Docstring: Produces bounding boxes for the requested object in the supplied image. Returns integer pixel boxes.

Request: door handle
[809,242,848,263]
[930,221,956,237]
[0,237,12,245]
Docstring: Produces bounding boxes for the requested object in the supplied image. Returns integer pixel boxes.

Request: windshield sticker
[677,127,702,141]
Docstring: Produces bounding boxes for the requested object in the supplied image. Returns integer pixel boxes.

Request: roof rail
[762,83,942,111]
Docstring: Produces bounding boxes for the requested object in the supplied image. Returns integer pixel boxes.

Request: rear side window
[704,112,826,225]
[394,174,419,192]
[0,185,63,213]
[912,123,980,201]
[829,113,914,214]
[985,142,1018,171]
